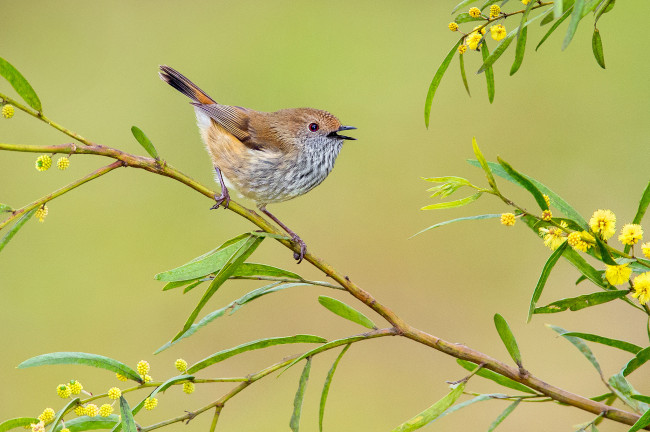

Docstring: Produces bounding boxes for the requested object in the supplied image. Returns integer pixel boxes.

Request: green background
[1,1,649,431]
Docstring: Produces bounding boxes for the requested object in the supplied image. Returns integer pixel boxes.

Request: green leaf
[454,13,484,23]
[590,392,614,402]
[497,157,548,210]
[608,373,650,414]
[456,360,536,394]
[452,0,481,14]
[472,137,497,190]
[173,234,263,341]
[290,358,312,432]
[534,290,627,314]
[411,214,501,237]
[629,410,650,432]
[281,335,371,375]
[0,57,42,112]
[231,263,302,279]
[149,374,194,399]
[478,29,516,74]
[561,332,642,354]
[459,53,471,96]
[562,248,609,288]
[0,418,40,432]
[536,6,573,50]
[467,159,588,228]
[487,399,521,431]
[562,0,585,50]
[622,346,650,377]
[318,296,377,329]
[527,242,569,322]
[155,282,316,353]
[425,41,461,128]
[0,203,12,212]
[154,234,250,282]
[480,0,501,10]
[187,335,326,374]
[18,352,142,383]
[632,395,650,404]
[595,0,615,23]
[52,416,119,432]
[510,1,535,75]
[420,192,482,210]
[319,345,351,432]
[390,383,466,432]
[547,325,602,376]
[0,208,36,254]
[130,126,159,159]
[494,314,522,367]
[594,236,617,265]
[119,396,137,432]
[48,398,81,432]
[627,181,650,254]
[438,394,507,420]
[591,29,605,69]
[481,43,495,103]
[554,0,564,18]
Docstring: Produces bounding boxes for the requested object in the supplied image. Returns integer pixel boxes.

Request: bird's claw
[210,190,230,210]
[292,236,307,263]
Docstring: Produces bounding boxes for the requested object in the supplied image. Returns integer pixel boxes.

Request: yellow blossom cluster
[501,213,516,226]
[2,104,14,118]
[144,397,158,410]
[632,272,650,305]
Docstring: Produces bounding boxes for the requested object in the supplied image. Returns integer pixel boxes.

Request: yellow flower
[108,387,122,400]
[74,405,85,416]
[84,404,99,417]
[632,272,650,305]
[468,7,481,17]
[567,232,581,247]
[618,224,643,246]
[137,360,150,376]
[642,242,650,259]
[540,221,567,250]
[35,205,48,223]
[543,194,550,208]
[38,408,55,424]
[69,380,83,395]
[589,209,616,240]
[144,397,158,411]
[605,264,632,285]
[116,372,128,382]
[99,404,113,417]
[466,32,483,50]
[30,421,44,432]
[57,384,71,398]
[489,4,501,18]
[35,155,52,172]
[490,24,507,41]
[501,213,516,226]
[56,157,70,170]
[473,25,486,35]
[567,231,592,252]
[522,0,532,4]
[183,382,195,394]
[142,374,153,383]
[458,44,468,54]
[448,22,459,32]
[175,358,188,373]
[542,210,552,221]
[2,104,14,119]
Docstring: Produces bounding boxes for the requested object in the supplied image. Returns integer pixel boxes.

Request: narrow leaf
[438,394,508,420]
[459,53,471,96]
[0,418,40,432]
[562,0,585,50]
[562,247,609,288]
[454,13,484,23]
[629,410,650,432]
[0,209,36,253]
[494,314,522,367]
[318,296,377,329]
[554,0,564,18]
[18,352,141,382]
[472,137,497,190]
[319,345,351,432]
[149,375,194,399]
[497,157,548,210]
[281,335,372,375]
[187,335,326,374]
[457,359,536,394]
[420,192,482,210]
[48,398,80,432]
[130,126,159,159]
[534,290,628,314]
[487,399,521,431]
[478,29,516,74]
[425,41,461,128]
[411,214,501,237]
[527,242,569,322]
[622,346,650,377]
[595,0,615,23]
[547,325,602,376]
[591,29,605,68]
[0,57,42,111]
[632,395,650,404]
[390,383,465,432]
[627,181,650,254]
[51,416,119,432]
[0,203,12,212]
[510,1,535,75]
[452,0,481,14]
[231,263,302,280]
[481,44,495,103]
[290,358,312,432]
[608,373,650,414]
[119,396,137,432]
[561,332,642,354]
[536,6,573,50]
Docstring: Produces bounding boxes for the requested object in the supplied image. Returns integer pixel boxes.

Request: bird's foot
[291,234,307,263]
[210,188,230,210]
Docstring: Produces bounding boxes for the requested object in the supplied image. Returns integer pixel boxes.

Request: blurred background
[1,1,649,431]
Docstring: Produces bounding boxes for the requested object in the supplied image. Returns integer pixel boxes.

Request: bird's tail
[159,65,216,105]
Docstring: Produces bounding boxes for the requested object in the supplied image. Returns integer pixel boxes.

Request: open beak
[328,125,357,140]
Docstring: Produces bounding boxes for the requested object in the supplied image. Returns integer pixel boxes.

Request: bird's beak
[329,125,357,141]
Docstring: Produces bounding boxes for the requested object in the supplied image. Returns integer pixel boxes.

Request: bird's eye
[309,123,319,132]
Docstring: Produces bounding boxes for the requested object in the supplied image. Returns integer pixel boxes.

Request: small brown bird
[159,66,356,262]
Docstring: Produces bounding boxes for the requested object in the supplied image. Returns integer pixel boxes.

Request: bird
[159,65,356,263]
